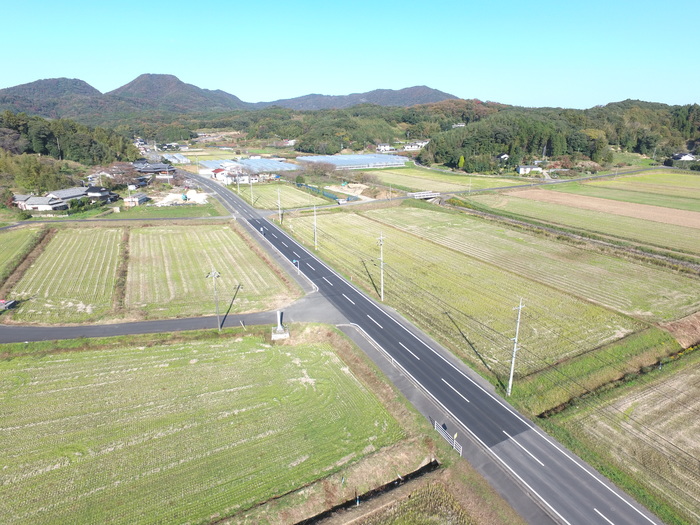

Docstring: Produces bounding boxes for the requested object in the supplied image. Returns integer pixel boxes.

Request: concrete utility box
[271,311,289,340]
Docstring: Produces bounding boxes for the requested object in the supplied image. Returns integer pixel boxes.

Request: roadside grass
[539,345,700,525]
[463,193,700,259]
[233,182,331,209]
[9,228,123,323]
[125,224,299,319]
[281,209,644,397]
[363,205,700,323]
[0,329,405,525]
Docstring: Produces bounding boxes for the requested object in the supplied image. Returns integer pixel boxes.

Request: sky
[3,0,697,109]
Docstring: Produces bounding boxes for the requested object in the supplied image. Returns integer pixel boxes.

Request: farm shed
[124,193,149,207]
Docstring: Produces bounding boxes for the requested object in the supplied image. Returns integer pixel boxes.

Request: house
[134,162,176,175]
[377,143,394,152]
[414,139,430,147]
[496,153,510,161]
[404,143,422,151]
[46,187,88,203]
[86,186,117,203]
[17,196,68,211]
[123,193,149,207]
[672,153,695,161]
[516,165,543,175]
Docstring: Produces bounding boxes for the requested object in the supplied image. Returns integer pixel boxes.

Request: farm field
[546,348,700,525]
[363,166,522,193]
[548,171,700,212]
[0,227,42,282]
[282,210,651,392]
[589,170,700,195]
[112,201,226,218]
[233,182,330,209]
[126,224,298,319]
[464,193,700,259]
[10,228,122,323]
[0,332,405,524]
[362,205,700,323]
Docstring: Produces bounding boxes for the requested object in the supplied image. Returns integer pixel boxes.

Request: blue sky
[3,0,696,109]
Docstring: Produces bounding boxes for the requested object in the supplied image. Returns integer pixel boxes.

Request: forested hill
[0,75,458,125]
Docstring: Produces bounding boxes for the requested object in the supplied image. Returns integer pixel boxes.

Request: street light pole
[206,268,221,331]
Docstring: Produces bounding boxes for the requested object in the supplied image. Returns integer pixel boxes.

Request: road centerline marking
[503,430,544,466]
[398,342,420,360]
[306,263,316,271]
[342,293,355,305]
[441,378,469,403]
[322,276,333,286]
[366,315,383,329]
[594,508,615,525]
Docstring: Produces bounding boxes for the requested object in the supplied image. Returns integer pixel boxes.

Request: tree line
[0,111,140,165]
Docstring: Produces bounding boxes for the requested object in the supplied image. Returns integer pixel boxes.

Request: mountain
[106,74,251,113]
[0,78,104,119]
[255,86,459,110]
[0,75,459,124]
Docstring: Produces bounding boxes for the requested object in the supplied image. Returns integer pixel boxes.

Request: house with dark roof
[134,163,176,175]
[86,186,118,202]
[46,187,88,202]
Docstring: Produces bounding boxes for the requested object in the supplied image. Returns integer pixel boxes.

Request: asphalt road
[244,209,661,525]
[1,173,663,525]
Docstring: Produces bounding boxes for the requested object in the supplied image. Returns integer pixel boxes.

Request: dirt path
[512,189,700,229]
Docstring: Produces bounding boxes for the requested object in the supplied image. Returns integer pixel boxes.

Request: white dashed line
[398,342,420,360]
[441,378,469,403]
[342,294,355,305]
[366,315,383,329]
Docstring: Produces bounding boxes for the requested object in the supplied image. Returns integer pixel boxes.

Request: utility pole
[313,205,318,251]
[206,268,221,332]
[277,186,282,223]
[378,233,385,301]
[507,298,524,396]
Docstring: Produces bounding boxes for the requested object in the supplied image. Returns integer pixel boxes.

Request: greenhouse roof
[296,154,407,169]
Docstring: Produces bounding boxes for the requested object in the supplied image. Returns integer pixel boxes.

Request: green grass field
[0,333,404,524]
[465,193,700,259]
[0,227,42,283]
[125,224,298,319]
[112,201,226,218]
[361,166,523,193]
[234,182,331,209]
[363,206,700,323]
[548,172,700,212]
[10,228,122,323]
[283,209,645,386]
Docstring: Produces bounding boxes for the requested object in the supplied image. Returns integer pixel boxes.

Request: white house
[377,143,394,152]
[673,153,695,161]
[516,165,543,175]
[16,196,67,211]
